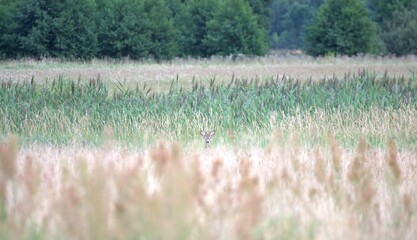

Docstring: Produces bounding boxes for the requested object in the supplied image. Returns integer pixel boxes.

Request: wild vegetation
[1,70,416,147]
[0,54,416,239]
[1,0,417,60]
[0,129,416,239]
[305,0,377,56]
[1,0,416,238]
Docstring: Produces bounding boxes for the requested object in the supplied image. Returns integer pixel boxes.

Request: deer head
[200,130,216,149]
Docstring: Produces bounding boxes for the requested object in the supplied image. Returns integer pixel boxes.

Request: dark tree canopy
[96,0,177,60]
[12,0,98,59]
[369,0,417,23]
[305,0,376,56]
[269,0,323,49]
[0,0,416,59]
[0,0,20,58]
[368,0,417,55]
[204,0,268,56]
[380,3,417,55]
[175,0,218,57]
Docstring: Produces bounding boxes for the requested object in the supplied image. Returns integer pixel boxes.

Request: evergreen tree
[305,0,376,56]
[204,0,268,56]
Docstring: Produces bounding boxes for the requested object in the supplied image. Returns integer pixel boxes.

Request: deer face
[200,130,216,148]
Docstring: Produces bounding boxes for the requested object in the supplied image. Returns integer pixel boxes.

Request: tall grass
[0,134,416,239]
[0,70,416,147]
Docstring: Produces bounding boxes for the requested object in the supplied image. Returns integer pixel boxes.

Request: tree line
[0,0,416,60]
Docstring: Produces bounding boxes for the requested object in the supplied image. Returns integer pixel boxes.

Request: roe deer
[200,130,216,149]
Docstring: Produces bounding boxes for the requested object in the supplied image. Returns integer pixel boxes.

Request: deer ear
[210,130,216,136]
[200,131,205,136]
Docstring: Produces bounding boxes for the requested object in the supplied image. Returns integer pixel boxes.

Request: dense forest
[0,0,416,60]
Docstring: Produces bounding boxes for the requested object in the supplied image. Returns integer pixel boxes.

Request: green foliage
[175,0,269,57]
[96,0,177,60]
[2,0,416,58]
[204,0,268,56]
[165,0,185,17]
[54,0,98,59]
[175,0,218,57]
[369,0,417,55]
[269,0,323,49]
[1,72,416,146]
[14,0,98,59]
[95,0,119,58]
[143,0,178,60]
[11,0,52,58]
[247,0,272,29]
[380,5,417,56]
[0,0,271,59]
[0,0,177,60]
[0,0,20,59]
[368,0,417,23]
[305,0,377,56]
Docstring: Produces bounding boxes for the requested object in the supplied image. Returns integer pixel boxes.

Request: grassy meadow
[0,56,417,239]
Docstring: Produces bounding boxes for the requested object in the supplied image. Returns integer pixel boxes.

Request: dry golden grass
[1,55,417,92]
[1,134,416,239]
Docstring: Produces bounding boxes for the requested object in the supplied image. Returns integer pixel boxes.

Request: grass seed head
[349,138,368,184]
[387,138,402,183]
[289,133,300,171]
[0,134,18,180]
[211,158,223,180]
[403,193,412,215]
[329,134,342,174]
[150,142,171,174]
[314,147,326,184]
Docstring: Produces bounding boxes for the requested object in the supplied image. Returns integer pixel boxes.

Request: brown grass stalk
[0,135,415,239]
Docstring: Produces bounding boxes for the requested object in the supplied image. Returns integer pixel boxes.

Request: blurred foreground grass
[0,134,416,239]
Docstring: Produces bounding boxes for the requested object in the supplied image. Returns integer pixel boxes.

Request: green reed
[0,70,416,147]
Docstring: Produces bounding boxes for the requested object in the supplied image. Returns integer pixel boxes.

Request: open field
[1,65,417,147]
[1,56,417,239]
[1,55,417,92]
